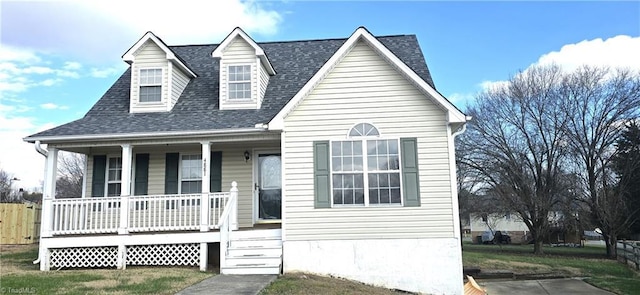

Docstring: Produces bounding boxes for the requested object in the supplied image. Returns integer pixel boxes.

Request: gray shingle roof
[26,34,436,140]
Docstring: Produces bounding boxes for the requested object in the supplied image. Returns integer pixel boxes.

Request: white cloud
[536,35,640,72]
[481,35,640,91]
[0,107,49,191]
[82,0,282,44]
[0,46,83,98]
[2,0,283,62]
[63,61,83,70]
[40,103,69,110]
[90,66,124,78]
[0,46,40,63]
[39,78,62,87]
[447,92,476,106]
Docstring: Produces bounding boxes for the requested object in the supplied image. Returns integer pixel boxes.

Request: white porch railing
[218,181,238,270]
[49,183,238,236]
[52,197,121,235]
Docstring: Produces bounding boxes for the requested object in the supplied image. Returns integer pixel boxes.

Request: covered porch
[36,134,283,273]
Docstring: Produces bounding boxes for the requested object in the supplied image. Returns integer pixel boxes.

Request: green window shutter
[134,153,149,195]
[165,153,179,194]
[91,155,106,197]
[210,151,222,192]
[401,138,421,207]
[313,141,331,208]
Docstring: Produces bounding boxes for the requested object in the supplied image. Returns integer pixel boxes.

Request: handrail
[218,181,238,271]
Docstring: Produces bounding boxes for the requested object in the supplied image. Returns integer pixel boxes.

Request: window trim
[227,64,252,101]
[329,125,403,207]
[178,153,203,194]
[139,68,163,103]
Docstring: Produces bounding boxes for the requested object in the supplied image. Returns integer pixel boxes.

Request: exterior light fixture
[244,151,251,162]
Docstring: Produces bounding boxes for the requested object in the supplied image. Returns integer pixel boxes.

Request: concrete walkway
[480,278,615,295]
[176,274,277,295]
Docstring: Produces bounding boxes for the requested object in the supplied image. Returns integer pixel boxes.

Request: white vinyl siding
[171,66,190,108]
[218,37,263,110]
[258,62,270,107]
[283,40,454,241]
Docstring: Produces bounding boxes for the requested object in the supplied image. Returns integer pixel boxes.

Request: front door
[257,153,282,221]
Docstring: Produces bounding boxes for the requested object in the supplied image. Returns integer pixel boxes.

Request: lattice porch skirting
[49,243,200,269]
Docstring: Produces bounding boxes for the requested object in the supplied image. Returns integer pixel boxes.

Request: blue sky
[1,0,639,190]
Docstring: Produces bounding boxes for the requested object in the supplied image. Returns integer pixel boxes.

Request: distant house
[470,213,530,243]
[470,211,582,244]
[23,27,468,294]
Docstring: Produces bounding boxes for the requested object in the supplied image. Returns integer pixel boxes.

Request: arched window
[348,123,379,137]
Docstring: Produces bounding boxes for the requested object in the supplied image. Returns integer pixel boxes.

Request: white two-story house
[24,27,468,294]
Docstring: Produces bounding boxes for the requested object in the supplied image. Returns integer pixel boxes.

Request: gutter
[24,127,270,144]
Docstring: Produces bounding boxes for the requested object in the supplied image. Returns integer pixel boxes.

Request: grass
[260,273,408,295]
[463,243,640,295]
[0,244,213,295]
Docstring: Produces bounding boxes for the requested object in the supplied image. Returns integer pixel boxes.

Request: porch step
[231,228,282,239]
[228,246,282,257]
[230,237,282,248]
[225,254,282,266]
[221,264,281,275]
[221,229,282,275]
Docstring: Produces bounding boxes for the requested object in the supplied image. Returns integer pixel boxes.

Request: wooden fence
[616,240,640,271]
[0,203,41,244]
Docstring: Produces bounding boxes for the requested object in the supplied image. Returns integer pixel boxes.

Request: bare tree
[0,167,13,202]
[56,152,86,199]
[462,64,569,254]
[561,66,640,257]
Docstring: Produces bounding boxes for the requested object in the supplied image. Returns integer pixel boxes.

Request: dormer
[212,28,276,110]
[123,32,197,113]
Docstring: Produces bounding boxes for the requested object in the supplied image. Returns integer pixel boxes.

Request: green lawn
[463,243,640,295]
[0,245,212,295]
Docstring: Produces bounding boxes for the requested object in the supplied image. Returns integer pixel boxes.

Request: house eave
[23,127,272,144]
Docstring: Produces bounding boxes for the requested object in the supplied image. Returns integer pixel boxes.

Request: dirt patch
[0,262,28,275]
[261,273,408,295]
[0,244,37,254]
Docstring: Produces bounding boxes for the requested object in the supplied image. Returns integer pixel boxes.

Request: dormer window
[228,65,251,100]
[139,68,162,103]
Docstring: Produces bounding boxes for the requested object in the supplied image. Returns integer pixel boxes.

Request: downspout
[452,116,472,138]
[452,122,467,138]
[33,140,47,265]
[35,140,48,157]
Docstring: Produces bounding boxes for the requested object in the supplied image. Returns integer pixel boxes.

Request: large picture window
[331,123,401,206]
[228,65,251,100]
[139,68,162,102]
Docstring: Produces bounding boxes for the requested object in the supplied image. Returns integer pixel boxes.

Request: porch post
[230,181,238,230]
[200,141,211,232]
[40,147,58,271]
[119,144,133,235]
[41,147,58,238]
